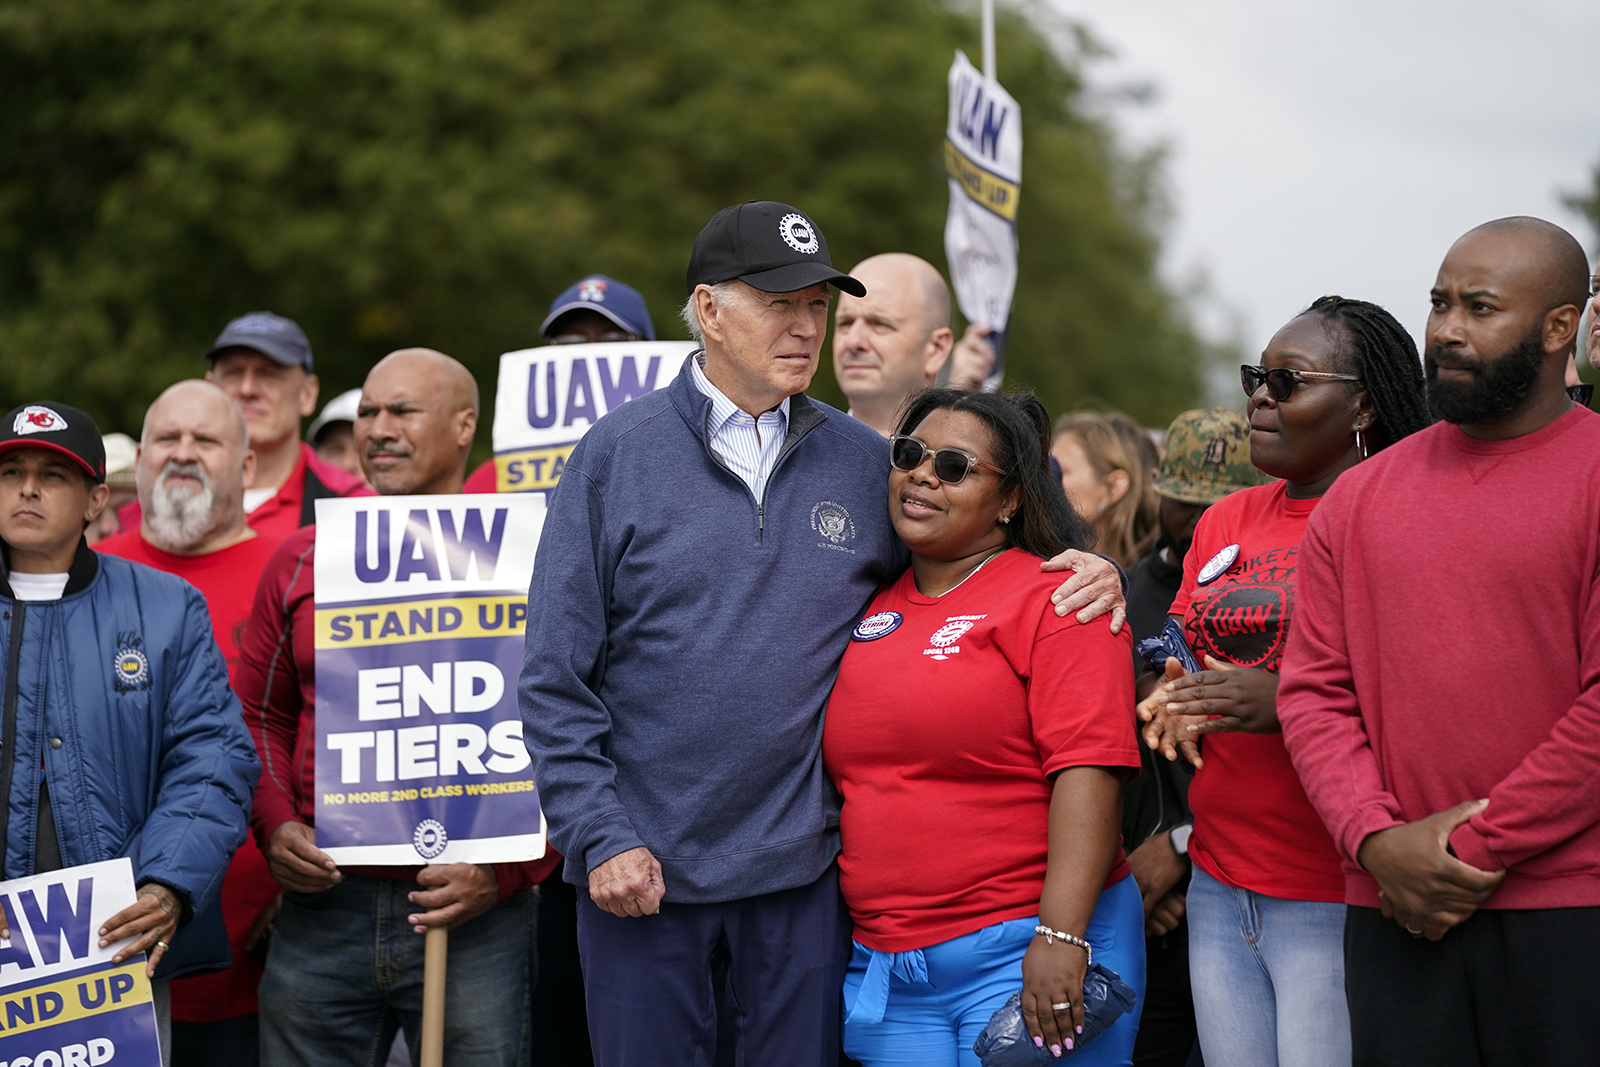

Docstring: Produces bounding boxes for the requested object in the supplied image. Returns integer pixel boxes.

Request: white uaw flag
[943,49,1020,391]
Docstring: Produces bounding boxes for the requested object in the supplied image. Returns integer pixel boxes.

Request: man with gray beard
[98,379,286,1066]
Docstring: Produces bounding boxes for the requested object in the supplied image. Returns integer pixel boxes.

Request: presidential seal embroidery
[413,818,448,860]
[811,501,856,552]
[1197,543,1240,585]
[852,611,903,641]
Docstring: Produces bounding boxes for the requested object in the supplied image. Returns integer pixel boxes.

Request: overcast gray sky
[1050,0,1600,384]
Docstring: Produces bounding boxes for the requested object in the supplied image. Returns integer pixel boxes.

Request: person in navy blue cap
[519,201,1126,1067]
[542,274,656,344]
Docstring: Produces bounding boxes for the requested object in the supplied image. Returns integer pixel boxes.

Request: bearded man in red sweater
[1278,216,1600,1065]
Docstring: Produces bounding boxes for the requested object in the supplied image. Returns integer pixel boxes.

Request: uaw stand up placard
[0,859,162,1067]
[314,494,546,1067]
[489,341,696,495]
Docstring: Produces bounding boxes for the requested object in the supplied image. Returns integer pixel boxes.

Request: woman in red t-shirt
[1139,296,1431,1067]
[825,389,1144,1066]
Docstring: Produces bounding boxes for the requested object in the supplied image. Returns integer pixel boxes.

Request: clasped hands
[1137,655,1280,768]
[1358,800,1505,941]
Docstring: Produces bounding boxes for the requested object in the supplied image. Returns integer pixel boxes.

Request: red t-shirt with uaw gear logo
[824,549,1139,954]
[1168,480,1345,902]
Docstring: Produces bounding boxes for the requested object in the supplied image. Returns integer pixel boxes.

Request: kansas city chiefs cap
[0,402,106,483]
[687,201,866,297]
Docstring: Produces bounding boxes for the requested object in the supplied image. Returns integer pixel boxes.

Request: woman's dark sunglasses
[889,435,1007,484]
[1241,365,1363,402]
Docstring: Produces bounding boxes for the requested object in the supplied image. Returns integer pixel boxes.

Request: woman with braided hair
[1138,296,1430,1067]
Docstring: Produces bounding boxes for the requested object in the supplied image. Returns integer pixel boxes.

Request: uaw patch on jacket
[112,634,152,693]
[311,495,549,868]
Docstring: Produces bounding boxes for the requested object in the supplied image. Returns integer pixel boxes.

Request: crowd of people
[0,196,1595,1067]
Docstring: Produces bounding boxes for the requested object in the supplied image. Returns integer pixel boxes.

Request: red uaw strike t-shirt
[824,549,1140,954]
[1167,480,1344,901]
[97,528,284,1021]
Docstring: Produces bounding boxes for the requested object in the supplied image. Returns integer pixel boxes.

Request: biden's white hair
[679,281,747,345]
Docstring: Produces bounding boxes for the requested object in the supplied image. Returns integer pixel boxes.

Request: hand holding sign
[98,884,180,978]
[406,863,499,932]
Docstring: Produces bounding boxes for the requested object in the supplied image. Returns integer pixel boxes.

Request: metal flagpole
[419,924,449,1067]
[981,0,995,80]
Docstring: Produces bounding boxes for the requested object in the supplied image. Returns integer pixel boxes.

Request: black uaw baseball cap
[0,402,106,483]
[687,201,866,297]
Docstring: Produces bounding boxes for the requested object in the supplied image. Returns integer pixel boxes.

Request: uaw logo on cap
[852,611,903,642]
[229,311,293,336]
[779,213,820,255]
[811,500,856,553]
[112,634,151,693]
[578,279,608,303]
[413,818,448,860]
[13,405,67,436]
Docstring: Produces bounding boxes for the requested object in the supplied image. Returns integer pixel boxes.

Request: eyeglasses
[1241,365,1363,402]
[889,435,1007,484]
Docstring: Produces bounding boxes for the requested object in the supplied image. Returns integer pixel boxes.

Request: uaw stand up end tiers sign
[314,495,547,865]
[0,859,162,1067]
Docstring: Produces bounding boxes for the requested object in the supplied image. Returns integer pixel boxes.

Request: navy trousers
[577,864,851,1067]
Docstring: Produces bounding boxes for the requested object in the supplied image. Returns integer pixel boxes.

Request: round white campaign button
[1197,543,1240,585]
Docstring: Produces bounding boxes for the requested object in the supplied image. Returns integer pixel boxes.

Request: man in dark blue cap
[520,201,1123,1066]
[462,276,658,493]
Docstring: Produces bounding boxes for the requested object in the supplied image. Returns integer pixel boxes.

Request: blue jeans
[1187,865,1349,1067]
[258,873,535,1067]
[842,875,1145,1067]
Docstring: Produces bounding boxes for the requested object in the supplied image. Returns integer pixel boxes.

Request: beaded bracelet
[1034,924,1093,967]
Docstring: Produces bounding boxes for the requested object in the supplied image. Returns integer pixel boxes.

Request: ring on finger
[155,941,170,951]
[1050,1001,1072,1011]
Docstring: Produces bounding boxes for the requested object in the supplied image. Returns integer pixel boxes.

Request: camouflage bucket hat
[1153,407,1262,506]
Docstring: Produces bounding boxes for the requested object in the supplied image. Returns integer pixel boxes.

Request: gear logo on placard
[779,213,820,254]
[413,819,448,860]
[13,406,67,435]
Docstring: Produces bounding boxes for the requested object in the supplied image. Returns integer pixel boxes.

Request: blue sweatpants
[842,875,1145,1067]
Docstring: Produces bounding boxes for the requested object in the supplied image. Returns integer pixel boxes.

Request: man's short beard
[143,461,218,551]
[1425,324,1545,425]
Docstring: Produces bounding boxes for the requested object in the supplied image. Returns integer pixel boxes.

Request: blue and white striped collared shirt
[688,355,790,502]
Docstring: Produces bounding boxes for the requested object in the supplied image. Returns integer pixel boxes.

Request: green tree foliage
[0,0,1210,446]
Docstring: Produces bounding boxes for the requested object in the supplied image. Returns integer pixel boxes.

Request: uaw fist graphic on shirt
[1185,547,1296,672]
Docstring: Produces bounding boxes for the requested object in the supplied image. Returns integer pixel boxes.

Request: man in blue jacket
[520,202,1123,1066]
[0,401,260,1063]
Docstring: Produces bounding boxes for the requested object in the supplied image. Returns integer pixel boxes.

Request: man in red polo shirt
[241,348,555,1065]
[97,379,284,1066]
[119,312,371,538]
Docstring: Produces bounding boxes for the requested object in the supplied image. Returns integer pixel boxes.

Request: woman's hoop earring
[1355,426,1369,461]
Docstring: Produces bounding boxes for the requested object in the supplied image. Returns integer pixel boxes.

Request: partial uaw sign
[944,49,1021,391]
[0,859,161,1067]
[490,341,697,494]
[313,495,547,866]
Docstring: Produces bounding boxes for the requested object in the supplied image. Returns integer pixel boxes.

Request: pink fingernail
[1076,1025,1083,1034]
[1034,1037,1044,1048]
[1066,1038,1074,1050]
[1050,1044,1062,1057]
